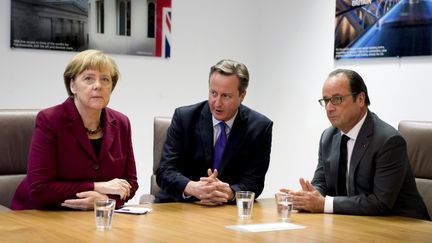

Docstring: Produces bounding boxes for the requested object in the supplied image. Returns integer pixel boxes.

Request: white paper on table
[225,222,306,232]
[114,207,152,215]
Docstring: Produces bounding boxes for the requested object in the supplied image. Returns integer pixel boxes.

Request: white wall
[254,0,432,195]
[1,0,432,204]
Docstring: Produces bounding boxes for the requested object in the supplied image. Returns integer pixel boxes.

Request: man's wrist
[184,181,195,197]
[228,187,236,201]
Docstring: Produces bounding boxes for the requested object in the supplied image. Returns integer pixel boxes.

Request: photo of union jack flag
[162,8,172,58]
[156,0,172,58]
[11,0,173,57]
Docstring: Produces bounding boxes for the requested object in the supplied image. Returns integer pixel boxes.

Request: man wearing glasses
[280,69,430,220]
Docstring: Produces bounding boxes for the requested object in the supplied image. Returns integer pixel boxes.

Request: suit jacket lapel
[329,132,342,195]
[199,103,214,168]
[348,112,373,196]
[98,109,117,161]
[63,98,97,161]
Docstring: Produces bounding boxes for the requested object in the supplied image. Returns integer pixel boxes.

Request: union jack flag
[155,0,172,58]
[162,8,171,58]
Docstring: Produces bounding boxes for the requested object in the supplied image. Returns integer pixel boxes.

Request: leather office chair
[140,116,171,204]
[0,109,38,210]
[398,120,432,219]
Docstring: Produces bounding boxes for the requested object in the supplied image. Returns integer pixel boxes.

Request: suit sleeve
[229,120,273,199]
[311,132,328,196]
[156,108,191,200]
[333,135,409,215]
[117,117,138,206]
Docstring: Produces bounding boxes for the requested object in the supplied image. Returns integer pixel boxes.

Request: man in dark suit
[156,59,273,205]
[281,69,430,220]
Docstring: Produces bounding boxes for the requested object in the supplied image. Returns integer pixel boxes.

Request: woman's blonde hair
[63,49,120,96]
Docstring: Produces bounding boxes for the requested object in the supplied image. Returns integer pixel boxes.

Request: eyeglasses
[318,93,357,107]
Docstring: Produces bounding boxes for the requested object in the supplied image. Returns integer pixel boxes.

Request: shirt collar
[212,111,237,129]
[342,111,368,140]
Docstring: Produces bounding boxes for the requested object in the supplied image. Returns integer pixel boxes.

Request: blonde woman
[12,50,138,210]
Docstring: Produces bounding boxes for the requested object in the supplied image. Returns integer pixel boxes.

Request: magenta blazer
[12,98,138,209]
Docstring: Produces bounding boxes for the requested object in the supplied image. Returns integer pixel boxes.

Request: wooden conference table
[0,198,430,243]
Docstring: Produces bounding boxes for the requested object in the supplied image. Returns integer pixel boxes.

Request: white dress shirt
[212,113,236,145]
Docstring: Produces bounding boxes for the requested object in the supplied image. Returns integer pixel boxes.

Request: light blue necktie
[213,122,227,170]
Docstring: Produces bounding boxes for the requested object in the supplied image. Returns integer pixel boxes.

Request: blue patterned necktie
[213,122,227,170]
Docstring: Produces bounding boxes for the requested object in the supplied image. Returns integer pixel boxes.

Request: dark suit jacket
[312,111,430,220]
[12,98,138,210]
[155,101,273,202]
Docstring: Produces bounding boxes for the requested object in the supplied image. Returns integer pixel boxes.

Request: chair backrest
[398,120,432,219]
[0,109,38,210]
[140,116,171,204]
[151,116,172,195]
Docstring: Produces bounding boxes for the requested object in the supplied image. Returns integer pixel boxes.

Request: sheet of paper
[114,207,152,215]
[226,222,306,232]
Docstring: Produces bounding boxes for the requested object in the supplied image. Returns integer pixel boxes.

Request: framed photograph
[334,0,432,59]
[10,0,172,58]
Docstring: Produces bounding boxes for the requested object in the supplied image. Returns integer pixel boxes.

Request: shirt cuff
[229,186,236,202]
[182,193,192,199]
[324,196,334,213]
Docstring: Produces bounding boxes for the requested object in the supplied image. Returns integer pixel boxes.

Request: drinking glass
[236,191,255,219]
[94,199,116,230]
[275,192,293,221]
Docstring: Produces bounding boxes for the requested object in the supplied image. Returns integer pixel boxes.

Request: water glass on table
[236,191,255,220]
[94,199,116,230]
[275,192,293,221]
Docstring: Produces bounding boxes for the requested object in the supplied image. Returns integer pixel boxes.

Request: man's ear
[357,92,366,107]
[240,90,247,102]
